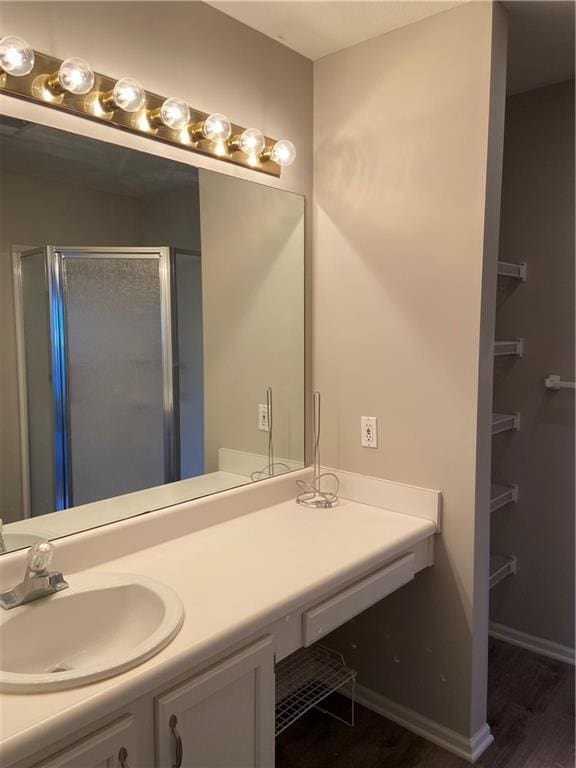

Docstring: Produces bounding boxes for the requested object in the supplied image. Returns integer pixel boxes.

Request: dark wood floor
[276,639,575,768]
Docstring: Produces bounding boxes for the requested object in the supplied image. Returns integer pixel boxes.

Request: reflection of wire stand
[251,387,290,482]
[296,392,339,508]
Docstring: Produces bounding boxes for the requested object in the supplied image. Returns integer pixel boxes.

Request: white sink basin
[0,573,184,693]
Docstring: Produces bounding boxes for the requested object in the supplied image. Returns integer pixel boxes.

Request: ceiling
[206,1,464,60]
[505,1,575,94]
[206,0,575,92]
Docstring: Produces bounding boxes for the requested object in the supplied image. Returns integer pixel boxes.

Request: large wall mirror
[0,116,305,553]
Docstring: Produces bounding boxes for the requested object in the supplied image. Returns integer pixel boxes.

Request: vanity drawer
[303,552,415,646]
[31,716,137,768]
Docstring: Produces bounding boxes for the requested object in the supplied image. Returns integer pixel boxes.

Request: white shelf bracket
[494,338,524,358]
[545,374,575,391]
[511,483,519,504]
[497,260,528,281]
[489,554,517,590]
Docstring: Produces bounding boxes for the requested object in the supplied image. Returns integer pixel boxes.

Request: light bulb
[112,77,145,112]
[159,97,190,129]
[57,57,94,94]
[238,128,265,156]
[202,113,231,142]
[0,36,35,76]
[270,139,296,167]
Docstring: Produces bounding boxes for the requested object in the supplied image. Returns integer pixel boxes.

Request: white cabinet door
[33,716,137,768]
[156,636,275,768]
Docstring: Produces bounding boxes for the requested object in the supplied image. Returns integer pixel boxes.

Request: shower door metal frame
[12,246,54,518]
[49,246,179,509]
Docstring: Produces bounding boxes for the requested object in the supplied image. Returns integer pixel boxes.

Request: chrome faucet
[0,540,69,610]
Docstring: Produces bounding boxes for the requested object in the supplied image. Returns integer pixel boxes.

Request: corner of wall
[471,0,509,735]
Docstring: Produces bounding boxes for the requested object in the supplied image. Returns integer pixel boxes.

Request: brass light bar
[0,48,287,177]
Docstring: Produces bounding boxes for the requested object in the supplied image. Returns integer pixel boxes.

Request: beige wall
[313,2,506,738]
[200,171,304,472]
[491,80,575,650]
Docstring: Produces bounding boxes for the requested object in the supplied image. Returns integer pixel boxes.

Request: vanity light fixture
[149,96,191,130]
[0,36,35,77]
[188,112,232,143]
[263,139,297,168]
[98,77,146,114]
[229,128,266,156]
[45,57,95,96]
[0,42,297,176]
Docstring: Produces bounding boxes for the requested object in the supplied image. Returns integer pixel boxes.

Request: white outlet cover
[258,404,270,432]
[361,416,378,448]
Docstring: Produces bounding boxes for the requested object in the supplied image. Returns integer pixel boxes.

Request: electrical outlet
[258,404,270,432]
[361,416,378,448]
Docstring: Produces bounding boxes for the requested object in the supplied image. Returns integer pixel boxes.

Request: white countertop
[0,495,435,765]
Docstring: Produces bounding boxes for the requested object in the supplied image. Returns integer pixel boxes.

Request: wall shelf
[491,483,518,513]
[497,260,527,281]
[494,339,524,357]
[492,412,520,435]
[489,554,517,589]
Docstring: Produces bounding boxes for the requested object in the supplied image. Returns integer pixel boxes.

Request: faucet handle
[27,540,55,575]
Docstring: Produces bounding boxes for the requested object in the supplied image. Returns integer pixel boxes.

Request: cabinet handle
[118,746,130,768]
[169,714,183,768]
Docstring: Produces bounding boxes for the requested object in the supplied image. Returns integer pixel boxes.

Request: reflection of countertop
[0,469,439,766]
[4,471,251,544]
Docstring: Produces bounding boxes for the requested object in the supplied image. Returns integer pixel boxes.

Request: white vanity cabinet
[32,716,137,768]
[155,636,275,768]
[23,637,275,768]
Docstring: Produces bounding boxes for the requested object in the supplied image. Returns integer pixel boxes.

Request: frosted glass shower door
[56,247,177,507]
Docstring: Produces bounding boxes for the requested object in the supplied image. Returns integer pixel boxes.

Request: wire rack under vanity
[275,645,357,736]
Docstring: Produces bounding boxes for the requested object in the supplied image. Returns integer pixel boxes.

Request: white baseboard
[489,621,575,666]
[351,682,493,763]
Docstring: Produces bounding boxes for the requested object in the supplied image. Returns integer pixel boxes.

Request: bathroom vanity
[0,468,439,768]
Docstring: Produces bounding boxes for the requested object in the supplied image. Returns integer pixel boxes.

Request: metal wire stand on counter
[275,645,357,736]
[296,391,339,508]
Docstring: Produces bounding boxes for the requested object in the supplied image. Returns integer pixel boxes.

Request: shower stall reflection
[14,245,203,517]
